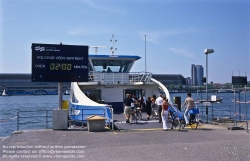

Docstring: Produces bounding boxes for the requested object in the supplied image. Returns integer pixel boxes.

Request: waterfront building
[191,64,204,86]
[152,74,186,91]
[0,73,186,94]
[0,73,70,95]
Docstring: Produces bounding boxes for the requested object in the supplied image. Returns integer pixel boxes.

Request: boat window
[124,89,144,99]
[91,59,133,72]
[81,90,101,103]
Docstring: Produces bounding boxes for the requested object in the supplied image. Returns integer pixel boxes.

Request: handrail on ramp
[150,78,172,104]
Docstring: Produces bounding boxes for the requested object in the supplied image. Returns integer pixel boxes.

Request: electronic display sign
[232,76,247,85]
[32,43,89,82]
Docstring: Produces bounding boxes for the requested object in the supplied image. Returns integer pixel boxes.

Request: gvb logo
[35,46,45,52]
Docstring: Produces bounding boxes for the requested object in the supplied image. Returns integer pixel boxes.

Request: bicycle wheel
[178,120,182,131]
[190,116,198,129]
[136,109,142,120]
[134,111,138,123]
[167,114,172,123]
[138,111,142,120]
[130,112,135,124]
[152,110,157,120]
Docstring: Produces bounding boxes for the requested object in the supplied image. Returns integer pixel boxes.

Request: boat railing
[88,72,152,84]
[130,72,153,82]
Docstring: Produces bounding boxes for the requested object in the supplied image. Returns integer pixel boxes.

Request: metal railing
[87,72,152,84]
[16,106,114,131]
[17,110,53,131]
[192,105,249,133]
[69,106,114,130]
[195,105,232,123]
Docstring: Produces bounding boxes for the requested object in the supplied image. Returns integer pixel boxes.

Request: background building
[0,73,70,95]
[191,64,204,86]
[0,73,187,94]
[152,74,186,92]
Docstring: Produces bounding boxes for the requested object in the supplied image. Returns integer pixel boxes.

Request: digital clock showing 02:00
[49,63,72,70]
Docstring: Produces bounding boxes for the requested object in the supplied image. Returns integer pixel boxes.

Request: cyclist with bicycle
[181,92,195,125]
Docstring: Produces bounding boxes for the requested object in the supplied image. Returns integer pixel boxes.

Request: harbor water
[0,95,70,137]
[0,92,250,137]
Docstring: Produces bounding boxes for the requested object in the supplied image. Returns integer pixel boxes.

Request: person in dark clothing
[139,95,145,111]
[107,67,112,72]
[145,97,152,120]
[123,94,134,123]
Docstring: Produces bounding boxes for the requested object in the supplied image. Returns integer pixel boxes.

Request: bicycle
[151,107,158,120]
[135,107,142,120]
[169,106,200,130]
[187,108,200,129]
[168,107,185,130]
[130,107,142,124]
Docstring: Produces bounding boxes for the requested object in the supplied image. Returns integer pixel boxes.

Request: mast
[110,33,117,55]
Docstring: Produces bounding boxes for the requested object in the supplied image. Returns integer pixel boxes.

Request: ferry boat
[69,54,172,122]
[196,90,223,104]
[197,98,223,103]
[217,89,229,93]
[196,95,223,103]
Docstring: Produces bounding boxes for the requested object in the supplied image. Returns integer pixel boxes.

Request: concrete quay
[0,113,249,161]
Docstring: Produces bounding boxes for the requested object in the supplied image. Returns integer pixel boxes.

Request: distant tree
[178,83,182,91]
[170,84,175,91]
[207,84,213,89]
[224,83,231,89]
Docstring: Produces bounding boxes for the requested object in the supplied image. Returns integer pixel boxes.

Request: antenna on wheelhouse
[89,46,107,54]
[110,33,117,55]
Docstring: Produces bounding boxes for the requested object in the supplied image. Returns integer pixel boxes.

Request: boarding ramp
[71,82,104,105]
[69,82,112,124]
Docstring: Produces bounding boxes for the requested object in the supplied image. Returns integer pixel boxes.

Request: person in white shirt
[155,94,163,123]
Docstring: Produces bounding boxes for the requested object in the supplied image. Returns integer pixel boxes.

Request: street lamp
[204,49,214,123]
[204,49,214,103]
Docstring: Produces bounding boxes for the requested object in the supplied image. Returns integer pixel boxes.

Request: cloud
[168,47,195,59]
[68,29,87,35]
[79,0,126,15]
[138,26,198,43]
[67,27,119,36]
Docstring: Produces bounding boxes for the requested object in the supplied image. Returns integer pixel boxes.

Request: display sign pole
[58,82,63,109]
[58,42,63,110]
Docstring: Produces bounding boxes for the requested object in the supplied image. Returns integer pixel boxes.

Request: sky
[0,0,249,84]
